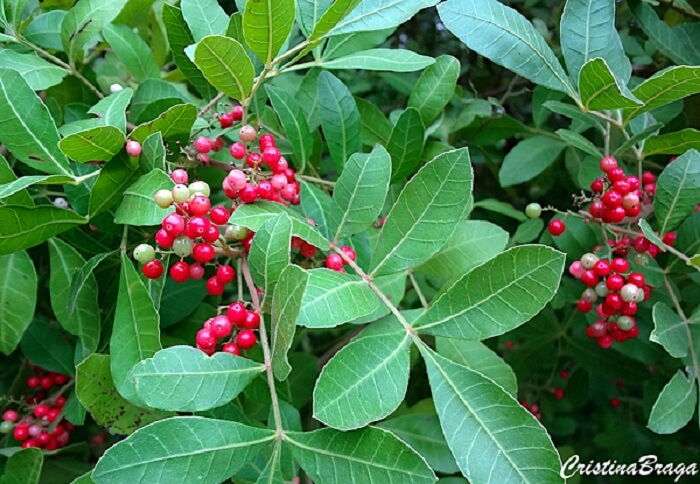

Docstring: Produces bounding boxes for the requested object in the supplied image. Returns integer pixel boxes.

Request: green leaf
[230,202,330,250]
[297,269,381,328]
[655,149,700,233]
[420,345,563,483]
[313,325,411,430]
[408,55,460,125]
[308,0,361,41]
[161,5,217,99]
[645,129,700,156]
[77,354,167,435]
[110,252,162,405]
[330,145,392,241]
[417,220,509,280]
[271,265,308,381]
[324,28,394,60]
[266,85,313,171]
[180,0,228,41]
[249,214,293,307]
[88,88,134,133]
[543,100,603,132]
[319,48,434,71]
[0,448,43,484]
[88,154,139,218]
[378,415,458,475]
[0,205,87,255]
[578,58,642,111]
[23,10,66,51]
[0,155,33,206]
[298,180,332,239]
[556,129,602,157]
[318,71,361,170]
[438,0,575,97]
[287,427,436,483]
[114,169,175,226]
[560,0,630,83]
[0,175,75,202]
[129,103,198,145]
[59,126,126,162]
[61,0,128,62]
[638,218,666,252]
[297,0,333,37]
[388,107,425,181]
[499,136,567,187]
[92,417,275,483]
[371,148,473,276]
[329,0,439,37]
[631,2,700,67]
[20,320,74,376]
[436,337,517,397]
[623,66,700,123]
[48,238,100,359]
[648,370,697,434]
[140,132,166,172]
[414,245,565,340]
[242,0,295,64]
[131,346,264,412]
[651,303,689,359]
[159,277,208,327]
[102,23,160,81]
[0,69,71,176]
[473,198,527,222]
[0,251,36,355]
[193,35,255,102]
[0,50,68,90]
[356,97,392,145]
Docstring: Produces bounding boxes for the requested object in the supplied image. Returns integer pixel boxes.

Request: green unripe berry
[595,281,610,298]
[580,253,599,270]
[188,181,210,197]
[226,224,249,241]
[525,203,542,219]
[172,184,190,203]
[0,421,13,433]
[635,287,645,303]
[133,244,156,264]
[620,283,638,302]
[173,236,194,258]
[581,288,597,303]
[617,316,635,331]
[154,189,173,209]
[632,252,649,267]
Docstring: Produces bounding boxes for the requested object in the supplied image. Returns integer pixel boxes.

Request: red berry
[170,261,190,283]
[194,136,213,154]
[229,142,246,159]
[597,334,614,349]
[627,272,645,287]
[170,169,189,185]
[610,258,629,274]
[300,242,316,259]
[188,216,211,237]
[283,168,296,183]
[155,229,175,248]
[162,213,185,236]
[605,293,623,311]
[270,157,288,174]
[547,219,565,236]
[40,376,53,390]
[610,398,621,408]
[216,265,235,284]
[592,259,611,277]
[210,315,233,338]
[239,183,258,203]
[219,112,234,128]
[560,370,569,379]
[662,232,676,246]
[590,178,604,192]
[577,299,593,313]
[553,388,565,399]
[257,181,274,200]
[236,330,257,350]
[34,404,50,418]
[210,206,230,225]
[262,147,281,165]
[2,410,19,422]
[222,343,241,356]
[587,321,607,338]
[642,171,656,184]
[626,176,640,191]
[648,244,659,258]
[589,201,605,219]
[246,152,262,168]
[13,425,29,441]
[202,225,220,244]
[142,260,164,279]
[580,270,598,287]
[621,301,638,316]
[603,206,626,223]
[206,277,225,296]
[190,263,205,280]
[55,396,66,408]
[189,195,211,217]
[46,408,61,423]
[259,133,275,149]
[607,167,625,183]
[601,190,622,208]
[196,329,217,349]
[27,376,40,388]
[612,180,630,195]
[126,140,142,157]
[242,310,260,330]
[633,236,650,253]
[599,156,617,172]
[606,274,624,291]
[193,243,216,263]
[325,253,344,271]
[231,105,244,121]
[339,246,356,264]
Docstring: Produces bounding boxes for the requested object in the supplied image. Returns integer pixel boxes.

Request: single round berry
[607,167,625,183]
[581,288,597,303]
[553,388,565,399]
[626,176,640,191]
[13,425,29,441]
[580,253,598,270]
[219,112,234,128]
[40,376,53,390]
[126,140,142,157]
[239,125,257,143]
[590,178,604,192]
[257,181,274,199]
[602,190,622,208]
[170,261,190,283]
[262,146,281,165]
[242,310,261,330]
[612,180,631,195]
[642,171,656,184]
[577,299,593,313]
[271,174,288,190]
[2,410,19,422]
[155,229,175,249]
[620,283,639,303]
[33,404,50,419]
[189,216,211,237]
[0,421,12,434]
[27,376,40,388]
[194,136,213,154]
[162,213,185,236]
[605,292,623,310]
[597,334,614,349]
[280,183,296,201]
[188,194,210,217]
[525,203,542,219]
[231,105,244,121]
[592,259,611,277]
[196,328,217,349]
[594,281,610,297]
[325,253,344,271]
[189,180,210,197]
[46,409,60,423]
[603,206,626,223]
[340,246,356,263]
[547,219,565,236]
[627,272,645,287]
[580,270,598,287]
[229,142,246,159]
[142,260,164,279]
[236,330,257,349]
[662,232,676,246]
[227,302,247,326]
[246,152,262,168]
[133,244,156,264]
[154,189,174,208]
[209,206,230,226]
[189,262,205,280]
[599,156,617,173]
[633,236,650,253]
[611,258,629,274]
[222,342,241,356]
[300,242,316,259]
[55,396,66,408]
[193,243,216,263]
[210,315,233,338]
[270,157,288,174]
[606,274,624,291]
[621,192,639,210]
[617,316,635,331]
[216,265,235,284]
[259,133,276,149]
[206,277,225,296]
[239,183,258,204]
[172,236,193,258]
[589,201,605,219]
[172,184,190,204]
[226,224,250,241]
[203,225,221,244]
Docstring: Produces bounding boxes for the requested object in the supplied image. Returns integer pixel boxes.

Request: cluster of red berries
[195,303,261,355]
[587,156,653,223]
[324,246,357,272]
[520,401,542,420]
[1,367,72,450]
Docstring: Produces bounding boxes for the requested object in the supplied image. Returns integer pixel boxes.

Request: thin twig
[297,174,336,187]
[407,271,429,309]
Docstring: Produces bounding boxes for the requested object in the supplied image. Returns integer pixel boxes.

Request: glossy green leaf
[88,88,134,133]
[92,417,275,483]
[139,132,166,172]
[330,145,391,241]
[414,245,565,340]
[0,205,87,255]
[578,58,642,111]
[76,354,167,435]
[330,0,439,37]
[110,253,162,405]
[180,0,228,41]
[0,175,75,201]
[408,55,460,125]
[319,48,434,71]
[0,69,71,175]
[48,238,100,359]
[23,10,66,51]
[651,302,689,359]
[298,180,332,239]
[20,320,74,375]
[420,345,563,483]
[59,126,126,162]
[114,169,175,226]
[103,23,160,81]
[388,107,425,181]
[88,154,139,218]
[356,97,392,145]
[194,35,255,102]
[318,71,361,170]
[0,50,68,90]
[287,427,435,483]
[631,2,700,67]
[129,103,197,145]
[266,85,313,171]
[230,202,330,250]
[0,155,33,206]
[271,265,308,381]
[371,148,473,276]
[436,337,517,397]
[648,370,697,435]
[297,269,381,328]
[556,129,602,157]
[417,220,509,280]
[297,0,333,37]
[61,0,129,62]
[242,0,295,64]
[623,66,700,123]
[438,0,576,97]
[499,136,567,187]
[0,251,36,355]
[560,0,630,83]
[249,214,293,307]
[645,129,700,156]
[313,325,411,430]
[0,448,43,484]
[655,149,700,233]
[309,0,362,41]
[131,346,264,412]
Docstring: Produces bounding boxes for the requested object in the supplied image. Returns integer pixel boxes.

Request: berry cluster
[324,246,356,272]
[520,401,542,420]
[1,367,72,450]
[195,303,261,355]
[587,157,652,223]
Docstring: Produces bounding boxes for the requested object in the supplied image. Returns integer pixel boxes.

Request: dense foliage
[0,0,699,482]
